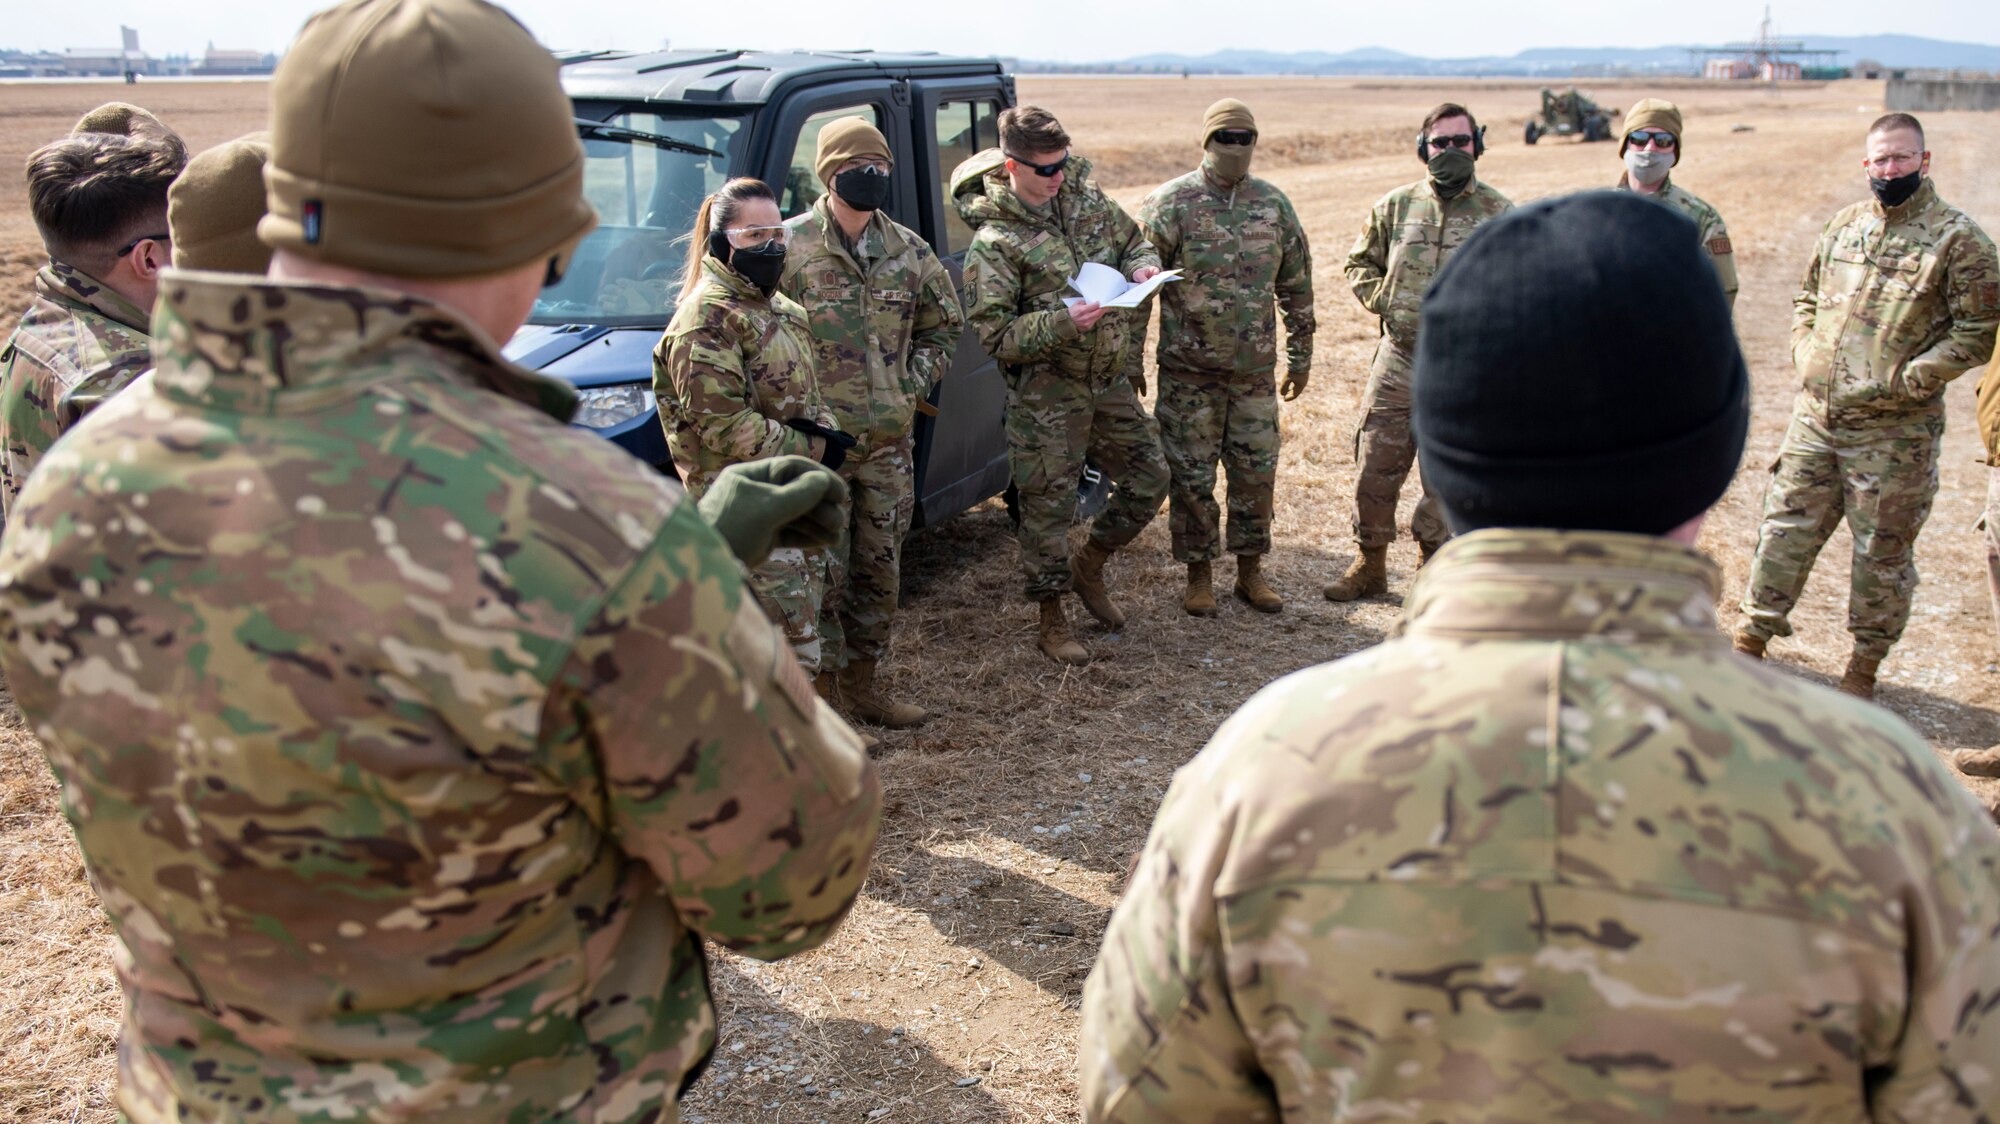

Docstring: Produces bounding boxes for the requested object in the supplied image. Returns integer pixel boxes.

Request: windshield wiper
[575,118,724,158]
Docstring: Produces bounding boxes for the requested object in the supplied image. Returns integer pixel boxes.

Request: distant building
[1855,58,1886,80]
[1761,61,1803,81]
[193,48,273,76]
[1705,59,1754,79]
[63,48,153,77]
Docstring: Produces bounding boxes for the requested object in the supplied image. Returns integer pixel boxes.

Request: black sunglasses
[1006,151,1069,178]
[115,231,170,258]
[1626,129,1677,149]
[1426,134,1475,151]
[1211,129,1256,146]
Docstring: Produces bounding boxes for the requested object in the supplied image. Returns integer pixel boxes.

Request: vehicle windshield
[531,109,747,328]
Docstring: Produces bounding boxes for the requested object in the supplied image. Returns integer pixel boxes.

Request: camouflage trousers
[1740,405,1942,661]
[1155,365,1279,563]
[1987,465,2000,650]
[752,545,839,675]
[823,434,917,668]
[1352,337,1449,550]
[1007,364,1169,601]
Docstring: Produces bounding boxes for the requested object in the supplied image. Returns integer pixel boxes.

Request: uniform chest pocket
[1872,251,1934,295]
[870,288,913,306]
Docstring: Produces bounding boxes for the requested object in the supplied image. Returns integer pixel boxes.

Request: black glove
[784,417,858,472]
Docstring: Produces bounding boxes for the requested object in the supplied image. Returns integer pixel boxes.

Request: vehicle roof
[558,48,1005,107]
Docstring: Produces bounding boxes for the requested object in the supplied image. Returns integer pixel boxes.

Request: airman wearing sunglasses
[1614,99,1737,308]
[1134,99,1314,617]
[1737,112,2000,702]
[952,105,1171,665]
[0,103,186,520]
[1326,102,1511,604]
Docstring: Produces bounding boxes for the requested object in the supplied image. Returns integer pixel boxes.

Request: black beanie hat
[1412,190,1748,536]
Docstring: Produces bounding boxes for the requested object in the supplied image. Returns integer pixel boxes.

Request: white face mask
[1625,148,1672,187]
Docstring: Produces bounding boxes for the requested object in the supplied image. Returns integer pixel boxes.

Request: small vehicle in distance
[1524,86,1617,145]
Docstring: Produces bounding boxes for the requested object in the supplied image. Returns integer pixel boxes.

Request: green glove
[697,456,849,568]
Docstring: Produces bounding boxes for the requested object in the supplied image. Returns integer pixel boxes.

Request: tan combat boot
[1234,554,1282,613]
[1732,632,1767,659]
[1954,745,2000,778]
[1183,561,1218,617]
[1837,653,1880,700]
[1037,598,1090,665]
[1322,545,1387,602]
[813,669,879,752]
[1070,539,1126,628]
[837,657,927,729]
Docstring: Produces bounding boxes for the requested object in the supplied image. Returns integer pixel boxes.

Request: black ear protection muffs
[1416,124,1487,161]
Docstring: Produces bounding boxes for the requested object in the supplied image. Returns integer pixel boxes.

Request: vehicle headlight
[573,385,656,430]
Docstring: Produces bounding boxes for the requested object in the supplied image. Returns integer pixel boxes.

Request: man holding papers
[952,106,1170,665]
[1136,99,1315,616]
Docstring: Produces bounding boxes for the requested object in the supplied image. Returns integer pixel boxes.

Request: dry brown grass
[3,76,1998,1122]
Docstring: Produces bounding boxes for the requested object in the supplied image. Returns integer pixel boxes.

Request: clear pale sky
[7,0,1996,62]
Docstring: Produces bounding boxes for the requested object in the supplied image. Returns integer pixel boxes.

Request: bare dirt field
[3,75,1998,1122]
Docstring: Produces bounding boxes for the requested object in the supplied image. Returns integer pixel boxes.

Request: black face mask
[708,229,786,297]
[833,165,891,212]
[1870,168,1922,209]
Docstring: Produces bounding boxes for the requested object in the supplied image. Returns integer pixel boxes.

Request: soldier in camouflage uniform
[952,105,1170,664]
[0,2,879,1119]
[1736,113,2000,698]
[1958,338,2000,793]
[783,116,964,727]
[0,104,186,520]
[1083,192,2000,1124]
[1135,99,1314,617]
[1325,102,1512,603]
[1614,98,1738,307]
[657,178,855,678]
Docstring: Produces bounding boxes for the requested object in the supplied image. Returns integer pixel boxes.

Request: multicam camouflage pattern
[1155,371,1278,562]
[1136,168,1314,380]
[1791,178,2000,426]
[1618,174,1739,307]
[782,198,963,665]
[1083,529,2000,1122]
[0,261,153,518]
[0,273,880,1124]
[951,148,1160,385]
[655,255,845,671]
[1740,408,1942,660]
[952,148,1168,599]
[1351,337,1450,551]
[1346,176,1513,350]
[1345,178,1510,551]
[1005,368,1168,600]
[1986,466,2000,649]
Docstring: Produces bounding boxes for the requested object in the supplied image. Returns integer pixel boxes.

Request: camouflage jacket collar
[700,254,775,305]
[149,271,579,421]
[805,196,903,271]
[952,148,1101,234]
[35,261,152,335]
[1398,528,1724,645]
[1872,176,1939,223]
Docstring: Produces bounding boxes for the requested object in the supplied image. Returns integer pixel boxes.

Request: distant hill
[1022,34,2000,76]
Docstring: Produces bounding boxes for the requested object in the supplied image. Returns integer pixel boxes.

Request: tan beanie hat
[815,117,892,188]
[1200,99,1256,146]
[1619,98,1684,163]
[72,102,167,137]
[169,132,274,274]
[260,0,596,278]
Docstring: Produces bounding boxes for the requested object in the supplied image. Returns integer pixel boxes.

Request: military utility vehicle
[1524,86,1617,144]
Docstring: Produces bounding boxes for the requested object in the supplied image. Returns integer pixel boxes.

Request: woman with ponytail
[654,178,855,681]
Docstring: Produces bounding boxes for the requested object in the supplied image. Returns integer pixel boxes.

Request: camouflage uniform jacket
[951,149,1160,384]
[0,261,152,518]
[654,256,837,497]
[781,196,964,450]
[1345,177,1513,349]
[1793,177,2000,428]
[0,273,880,1124]
[1083,529,2000,1122]
[1618,173,1739,307]
[1137,168,1315,378]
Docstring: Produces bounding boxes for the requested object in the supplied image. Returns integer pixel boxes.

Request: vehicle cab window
[781,106,884,218]
[933,99,999,256]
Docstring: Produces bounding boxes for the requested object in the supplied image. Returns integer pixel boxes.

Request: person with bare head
[949,105,1170,664]
[0,104,186,518]
[1324,102,1512,604]
[1737,112,1999,702]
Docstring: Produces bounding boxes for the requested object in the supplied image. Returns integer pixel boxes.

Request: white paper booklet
[1062,262,1183,309]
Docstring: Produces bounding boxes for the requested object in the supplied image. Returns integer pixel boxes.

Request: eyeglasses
[838,157,891,174]
[114,231,170,258]
[724,224,787,251]
[1627,130,1677,150]
[1426,134,1475,151]
[1005,151,1069,178]
[1210,129,1256,146]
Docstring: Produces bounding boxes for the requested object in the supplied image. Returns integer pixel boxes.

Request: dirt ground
[3,75,1998,1122]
